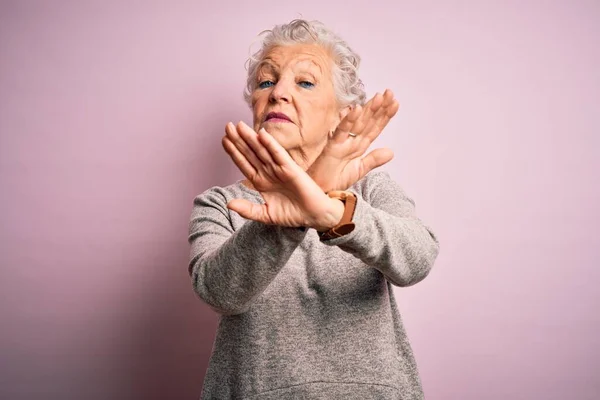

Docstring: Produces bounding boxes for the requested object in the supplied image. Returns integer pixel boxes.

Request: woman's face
[251,44,341,156]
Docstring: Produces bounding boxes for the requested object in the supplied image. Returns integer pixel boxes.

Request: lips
[265,112,292,122]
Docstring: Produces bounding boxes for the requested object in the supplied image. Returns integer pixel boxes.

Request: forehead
[258,44,333,74]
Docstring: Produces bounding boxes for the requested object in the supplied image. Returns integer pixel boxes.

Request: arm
[188,188,307,316]
[320,171,440,287]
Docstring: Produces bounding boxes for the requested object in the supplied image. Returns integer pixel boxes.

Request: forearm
[319,171,440,287]
[189,219,306,315]
[322,194,439,286]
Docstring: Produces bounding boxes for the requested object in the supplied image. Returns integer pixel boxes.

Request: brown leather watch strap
[318,190,357,240]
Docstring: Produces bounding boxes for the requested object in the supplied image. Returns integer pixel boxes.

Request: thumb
[227,199,269,223]
[360,148,394,176]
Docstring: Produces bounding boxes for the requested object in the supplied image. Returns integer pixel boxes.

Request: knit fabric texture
[188,170,440,399]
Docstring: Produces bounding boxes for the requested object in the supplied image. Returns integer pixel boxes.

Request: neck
[288,137,328,171]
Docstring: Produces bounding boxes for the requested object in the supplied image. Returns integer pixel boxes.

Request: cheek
[310,97,338,125]
[312,86,338,116]
[252,95,265,115]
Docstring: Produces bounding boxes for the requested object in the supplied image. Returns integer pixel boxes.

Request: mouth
[264,112,292,123]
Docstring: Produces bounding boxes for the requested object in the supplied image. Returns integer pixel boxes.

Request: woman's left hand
[307,89,400,193]
[222,121,345,231]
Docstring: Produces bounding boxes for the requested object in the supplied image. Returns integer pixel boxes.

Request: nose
[268,79,291,104]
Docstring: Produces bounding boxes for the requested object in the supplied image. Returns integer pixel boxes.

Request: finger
[222,136,257,179]
[379,90,399,119]
[335,97,373,140]
[381,89,395,109]
[360,148,394,177]
[236,121,276,166]
[227,199,270,224]
[226,122,264,171]
[387,99,400,118]
[256,128,296,167]
[352,92,383,135]
[369,91,385,111]
[331,105,362,144]
[362,105,390,141]
[363,98,400,141]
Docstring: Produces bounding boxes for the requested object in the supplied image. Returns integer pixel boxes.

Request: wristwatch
[317,190,357,240]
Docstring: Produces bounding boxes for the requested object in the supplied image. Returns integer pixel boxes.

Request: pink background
[1,1,598,399]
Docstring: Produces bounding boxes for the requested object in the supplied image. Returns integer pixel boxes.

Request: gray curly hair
[243,19,366,108]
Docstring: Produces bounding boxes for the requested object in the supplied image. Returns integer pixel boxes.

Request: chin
[261,122,293,136]
[267,129,295,149]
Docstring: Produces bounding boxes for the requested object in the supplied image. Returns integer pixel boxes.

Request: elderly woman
[188,19,440,399]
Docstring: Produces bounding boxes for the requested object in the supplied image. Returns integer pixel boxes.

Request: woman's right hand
[307,89,399,193]
[222,121,346,232]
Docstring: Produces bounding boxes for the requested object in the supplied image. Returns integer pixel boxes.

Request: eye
[258,80,274,89]
[298,81,315,89]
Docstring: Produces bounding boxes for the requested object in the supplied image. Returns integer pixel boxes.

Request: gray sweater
[188,170,440,399]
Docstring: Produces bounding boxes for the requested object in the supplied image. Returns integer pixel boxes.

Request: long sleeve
[187,187,307,316]
[321,171,440,287]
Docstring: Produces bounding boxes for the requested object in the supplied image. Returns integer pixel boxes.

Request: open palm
[307,89,399,192]
[222,121,342,230]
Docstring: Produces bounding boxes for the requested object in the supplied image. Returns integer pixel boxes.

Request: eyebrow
[257,58,324,77]
[302,60,323,75]
[301,70,318,82]
[257,60,277,75]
